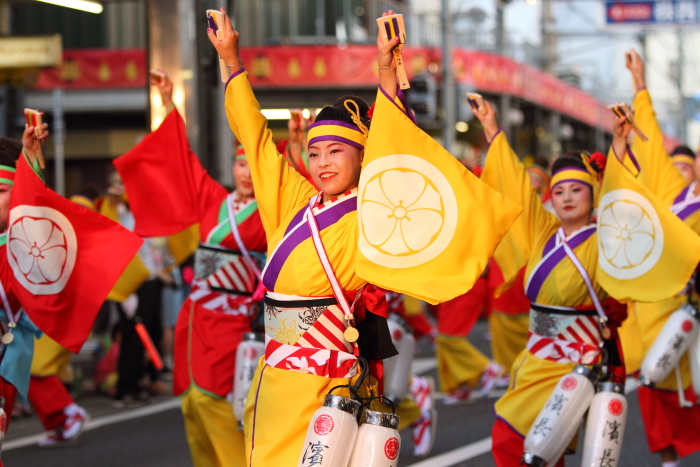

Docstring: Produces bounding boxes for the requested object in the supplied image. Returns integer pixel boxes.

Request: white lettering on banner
[655,1,676,22]
[677,1,697,21]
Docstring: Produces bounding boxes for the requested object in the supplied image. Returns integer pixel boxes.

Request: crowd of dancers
[2,7,700,467]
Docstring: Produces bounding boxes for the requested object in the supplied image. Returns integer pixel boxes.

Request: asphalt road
[4,321,700,466]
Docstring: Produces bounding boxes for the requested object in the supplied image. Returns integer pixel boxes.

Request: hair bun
[332,95,370,118]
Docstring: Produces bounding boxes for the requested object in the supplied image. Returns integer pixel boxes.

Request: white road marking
[406,437,492,467]
[413,357,437,375]
[4,398,182,451]
[410,356,640,467]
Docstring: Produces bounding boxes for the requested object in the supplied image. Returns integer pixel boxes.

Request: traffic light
[407,73,437,122]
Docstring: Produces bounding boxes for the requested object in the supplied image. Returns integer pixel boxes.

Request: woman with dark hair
[473,98,638,465]
[208,14,398,463]
[207,7,520,465]
[114,73,267,466]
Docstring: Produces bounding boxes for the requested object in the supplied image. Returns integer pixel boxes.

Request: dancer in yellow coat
[474,94,697,465]
[621,49,700,466]
[208,8,520,465]
[476,102,608,465]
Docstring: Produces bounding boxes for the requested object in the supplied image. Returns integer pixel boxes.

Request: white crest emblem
[597,189,663,280]
[7,205,77,295]
[358,154,458,268]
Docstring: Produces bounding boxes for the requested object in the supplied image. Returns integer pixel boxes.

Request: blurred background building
[0,0,696,195]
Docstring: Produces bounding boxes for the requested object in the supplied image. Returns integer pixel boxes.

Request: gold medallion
[2,332,13,345]
[344,326,359,343]
[602,325,612,340]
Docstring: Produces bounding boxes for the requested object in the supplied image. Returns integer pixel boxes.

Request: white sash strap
[557,228,606,323]
[226,192,261,280]
[0,279,21,336]
[304,194,353,320]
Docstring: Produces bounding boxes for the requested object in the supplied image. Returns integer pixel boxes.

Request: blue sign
[606,1,700,24]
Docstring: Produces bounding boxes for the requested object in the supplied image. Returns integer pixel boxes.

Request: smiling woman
[306,96,369,202]
[211,9,409,462]
[207,6,522,465]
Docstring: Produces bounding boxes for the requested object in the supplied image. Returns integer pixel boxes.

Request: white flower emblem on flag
[597,189,663,280]
[358,154,458,268]
[7,205,77,295]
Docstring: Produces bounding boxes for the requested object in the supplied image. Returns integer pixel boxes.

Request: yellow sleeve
[481,131,558,284]
[631,90,687,206]
[224,71,318,237]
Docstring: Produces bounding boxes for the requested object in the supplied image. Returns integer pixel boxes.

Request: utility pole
[540,0,555,73]
[676,28,686,143]
[441,0,455,154]
[496,0,511,138]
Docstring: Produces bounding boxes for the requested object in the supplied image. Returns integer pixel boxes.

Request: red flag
[114,109,205,237]
[7,156,143,352]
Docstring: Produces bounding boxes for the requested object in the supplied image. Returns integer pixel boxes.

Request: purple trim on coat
[542,231,557,257]
[262,196,358,290]
[224,67,246,91]
[307,135,364,150]
[525,227,596,302]
[249,363,266,466]
[625,147,641,174]
[378,86,417,125]
[674,185,691,205]
[486,129,503,147]
[285,203,309,236]
[494,413,526,438]
[675,201,700,221]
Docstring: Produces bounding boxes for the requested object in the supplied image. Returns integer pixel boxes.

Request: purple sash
[525,225,596,302]
[261,195,357,290]
[673,185,691,205]
[671,183,700,221]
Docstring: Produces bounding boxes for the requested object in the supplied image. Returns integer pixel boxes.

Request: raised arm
[377,10,401,101]
[625,50,687,205]
[208,9,317,235]
[611,113,633,165]
[21,122,48,178]
[152,70,175,112]
[476,100,557,281]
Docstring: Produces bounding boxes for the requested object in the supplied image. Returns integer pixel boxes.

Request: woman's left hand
[206,8,242,68]
[376,10,401,68]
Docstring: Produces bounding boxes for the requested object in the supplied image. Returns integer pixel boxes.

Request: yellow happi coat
[225,75,366,467]
[224,64,520,463]
[619,89,698,391]
[481,132,607,437]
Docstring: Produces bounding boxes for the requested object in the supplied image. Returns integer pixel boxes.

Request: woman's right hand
[472,99,500,143]
[206,8,242,68]
[625,49,646,92]
[287,111,305,145]
[153,71,174,108]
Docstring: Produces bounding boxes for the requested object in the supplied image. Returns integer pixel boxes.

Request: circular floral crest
[361,168,444,256]
[597,189,663,280]
[358,154,458,268]
[7,205,77,295]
